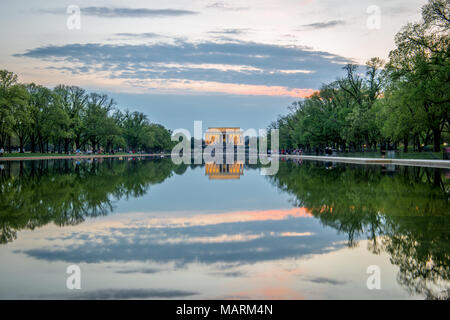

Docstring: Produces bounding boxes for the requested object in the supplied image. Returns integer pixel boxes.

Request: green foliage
[272,59,385,151]
[0,71,173,153]
[385,0,449,151]
[272,0,449,153]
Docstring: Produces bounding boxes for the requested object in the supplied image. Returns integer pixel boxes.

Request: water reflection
[0,158,448,299]
[205,161,244,180]
[0,157,185,244]
[268,159,449,299]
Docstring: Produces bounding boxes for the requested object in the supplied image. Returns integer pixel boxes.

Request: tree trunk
[403,135,408,153]
[7,135,11,153]
[19,137,24,153]
[30,136,36,153]
[432,128,441,152]
[75,136,81,151]
[64,139,70,154]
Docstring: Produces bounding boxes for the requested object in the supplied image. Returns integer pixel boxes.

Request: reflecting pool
[0,157,448,299]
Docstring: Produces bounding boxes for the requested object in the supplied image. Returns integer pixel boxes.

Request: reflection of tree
[0,158,181,244]
[383,216,449,300]
[268,161,449,299]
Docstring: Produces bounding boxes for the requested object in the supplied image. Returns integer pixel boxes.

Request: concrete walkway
[1,153,449,169]
[278,154,450,169]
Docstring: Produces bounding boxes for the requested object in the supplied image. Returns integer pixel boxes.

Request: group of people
[280,149,304,155]
[314,147,335,156]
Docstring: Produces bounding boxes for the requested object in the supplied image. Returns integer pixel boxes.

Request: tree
[0,70,28,151]
[11,84,31,152]
[337,59,384,151]
[147,123,173,152]
[270,59,385,152]
[121,110,151,151]
[53,85,88,152]
[26,84,56,152]
[387,0,450,151]
[83,93,115,151]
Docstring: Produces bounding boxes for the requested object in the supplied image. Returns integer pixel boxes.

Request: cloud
[15,40,354,96]
[207,2,248,11]
[51,288,198,299]
[208,28,249,35]
[41,7,198,18]
[298,20,347,30]
[114,33,161,39]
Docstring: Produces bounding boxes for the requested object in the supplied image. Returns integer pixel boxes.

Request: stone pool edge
[1,153,449,169]
[278,155,450,169]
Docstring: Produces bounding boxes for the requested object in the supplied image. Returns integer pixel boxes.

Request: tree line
[0,72,174,154]
[270,0,449,153]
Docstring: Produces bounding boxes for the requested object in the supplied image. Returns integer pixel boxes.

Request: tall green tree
[11,84,31,153]
[0,70,28,151]
[387,0,449,151]
[53,85,88,152]
[26,84,55,152]
[83,93,115,151]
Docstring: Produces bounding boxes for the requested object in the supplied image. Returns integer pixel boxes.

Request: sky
[0,0,428,131]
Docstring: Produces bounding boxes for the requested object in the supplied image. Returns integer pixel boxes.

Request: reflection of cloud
[298,20,346,30]
[227,288,304,300]
[209,271,246,278]
[261,287,304,300]
[51,288,198,299]
[303,276,347,285]
[280,232,314,237]
[134,208,312,228]
[158,233,264,244]
[114,268,161,274]
[18,208,347,266]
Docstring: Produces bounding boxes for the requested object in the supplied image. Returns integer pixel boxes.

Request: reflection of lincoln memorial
[204,128,245,180]
[205,162,244,180]
[205,127,244,146]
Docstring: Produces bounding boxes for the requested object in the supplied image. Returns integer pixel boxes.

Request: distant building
[205,127,244,146]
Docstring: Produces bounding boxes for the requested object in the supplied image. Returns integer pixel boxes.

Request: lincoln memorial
[205,127,244,146]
